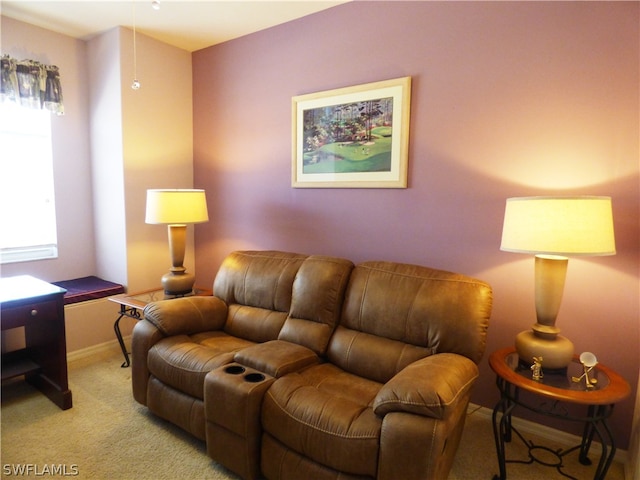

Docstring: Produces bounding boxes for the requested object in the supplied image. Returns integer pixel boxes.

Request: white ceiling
[1,0,349,52]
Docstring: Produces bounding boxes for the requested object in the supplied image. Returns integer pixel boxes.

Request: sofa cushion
[213,251,308,341]
[224,304,289,343]
[262,363,382,477]
[327,326,433,384]
[148,332,255,399]
[278,255,354,355]
[340,261,492,367]
[214,250,307,312]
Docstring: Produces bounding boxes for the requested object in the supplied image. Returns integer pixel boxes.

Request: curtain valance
[1,55,64,115]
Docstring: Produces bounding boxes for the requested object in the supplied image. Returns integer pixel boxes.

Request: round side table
[489,347,630,480]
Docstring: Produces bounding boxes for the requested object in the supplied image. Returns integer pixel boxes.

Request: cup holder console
[222,365,265,383]
[244,373,265,383]
[207,363,275,479]
[224,365,246,375]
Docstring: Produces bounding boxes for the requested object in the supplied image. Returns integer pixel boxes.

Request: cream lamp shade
[145,189,209,296]
[145,189,209,225]
[500,196,616,256]
[500,196,615,370]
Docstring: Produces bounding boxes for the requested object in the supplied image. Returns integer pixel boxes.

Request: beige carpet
[1,346,627,479]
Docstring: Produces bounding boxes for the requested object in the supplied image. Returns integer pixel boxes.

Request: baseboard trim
[468,403,628,468]
[67,335,130,364]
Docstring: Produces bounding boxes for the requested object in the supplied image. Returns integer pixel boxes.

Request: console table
[1,275,72,410]
[490,347,630,480]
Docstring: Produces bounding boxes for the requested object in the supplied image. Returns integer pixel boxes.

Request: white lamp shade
[145,189,209,225]
[500,196,616,256]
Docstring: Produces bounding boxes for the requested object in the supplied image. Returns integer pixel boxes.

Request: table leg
[114,312,129,367]
[493,393,617,480]
[113,303,142,368]
[493,378,517,480]
[578,405,617,480]
[112,304,142,368]
[579,405,597,465]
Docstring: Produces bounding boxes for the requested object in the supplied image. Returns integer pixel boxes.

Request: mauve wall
[193,2,639,449]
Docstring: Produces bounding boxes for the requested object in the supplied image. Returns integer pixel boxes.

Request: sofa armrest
[143,296,228,336]
[131,319,165,405]
[373,353,478,419]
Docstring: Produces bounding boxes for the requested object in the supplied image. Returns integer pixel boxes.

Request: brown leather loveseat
[131,250,492,480]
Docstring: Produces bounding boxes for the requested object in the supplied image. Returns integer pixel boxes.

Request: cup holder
[244,373,265,383]
[224,365,246,375]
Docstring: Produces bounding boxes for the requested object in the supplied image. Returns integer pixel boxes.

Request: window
[0,103,58,264]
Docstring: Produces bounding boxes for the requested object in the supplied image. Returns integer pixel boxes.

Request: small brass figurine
[531,356,543,381]
[572,352,598,389]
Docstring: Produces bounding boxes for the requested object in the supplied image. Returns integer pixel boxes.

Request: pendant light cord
[131,0,140,89]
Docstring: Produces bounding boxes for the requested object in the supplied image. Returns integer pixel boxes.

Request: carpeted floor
[1,346,627,479]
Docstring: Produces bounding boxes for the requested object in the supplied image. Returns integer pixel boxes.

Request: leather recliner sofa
[132,251,354,440]
[131,250,492,480]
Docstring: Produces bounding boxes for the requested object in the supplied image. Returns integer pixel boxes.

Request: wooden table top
[489,347,630,406]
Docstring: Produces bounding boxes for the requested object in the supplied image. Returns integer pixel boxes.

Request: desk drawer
[1,300,59,330]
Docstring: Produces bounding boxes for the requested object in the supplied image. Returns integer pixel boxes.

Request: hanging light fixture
[131,0,141,90]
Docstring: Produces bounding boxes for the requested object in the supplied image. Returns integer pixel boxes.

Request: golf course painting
[292,77,411,188]
[302,97,394,174]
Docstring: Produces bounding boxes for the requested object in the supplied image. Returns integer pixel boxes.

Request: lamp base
[161,271,195,296]
[515,330,574,370]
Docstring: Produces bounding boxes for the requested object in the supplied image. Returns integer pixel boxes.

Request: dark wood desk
[1,275,72,410]
[489,347,629,480]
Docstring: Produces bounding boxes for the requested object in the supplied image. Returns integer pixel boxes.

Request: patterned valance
[1,55,64,115]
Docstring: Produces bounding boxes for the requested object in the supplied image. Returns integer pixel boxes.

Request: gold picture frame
[292,76,411,188]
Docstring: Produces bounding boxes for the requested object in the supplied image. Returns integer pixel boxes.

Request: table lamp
[145,189,209,296]
[500,196,615,370]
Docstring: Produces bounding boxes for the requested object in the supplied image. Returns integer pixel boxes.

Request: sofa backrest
[278,255,354,355]
[327,261,492,384]
[214,251,307,343]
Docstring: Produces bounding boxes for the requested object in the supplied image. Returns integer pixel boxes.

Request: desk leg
[114,308,130,368]
[24,312,72,410]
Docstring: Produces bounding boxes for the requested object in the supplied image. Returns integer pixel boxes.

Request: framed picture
[292,76,411,188]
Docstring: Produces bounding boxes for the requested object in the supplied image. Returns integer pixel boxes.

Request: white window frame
[0,103,58,264]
